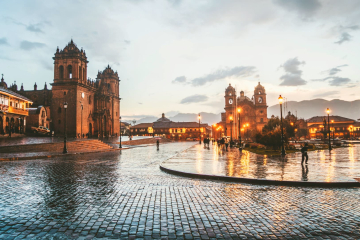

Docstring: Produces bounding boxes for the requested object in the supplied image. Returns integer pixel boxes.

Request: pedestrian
[301,143,308,165]
[156,139,159,150]
[225,138,229,151]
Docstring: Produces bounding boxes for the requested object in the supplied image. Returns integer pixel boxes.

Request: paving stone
[0,142,358,239]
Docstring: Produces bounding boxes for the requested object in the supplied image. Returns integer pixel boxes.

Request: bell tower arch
[53,39,88,83]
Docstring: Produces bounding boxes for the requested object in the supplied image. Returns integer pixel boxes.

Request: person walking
[156,139,159,150]
[225,138,229,151]
[301,143,309,165]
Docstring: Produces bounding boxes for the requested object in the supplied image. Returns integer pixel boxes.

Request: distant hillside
[268,99,360,120]
[170,112,221,125]
[135,112,221,125]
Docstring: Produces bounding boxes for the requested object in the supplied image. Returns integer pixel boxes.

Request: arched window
[79,66,82,80]
[107,83,110,89]
[83,68,85,81]
[88,95,92,104]
[67,65,72,79]
[64,91,67,96]
[58,107,62,113]
[59,65,64,79]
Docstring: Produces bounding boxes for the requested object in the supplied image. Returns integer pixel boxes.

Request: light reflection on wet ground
[0,136,152,147]
[0,142,359,239]
[162,143,360,182]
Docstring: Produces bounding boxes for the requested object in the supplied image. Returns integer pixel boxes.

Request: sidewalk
[0,133,26,138]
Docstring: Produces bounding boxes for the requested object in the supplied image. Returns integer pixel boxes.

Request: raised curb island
[160,164,360,188]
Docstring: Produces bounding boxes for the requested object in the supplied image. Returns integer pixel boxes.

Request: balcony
[8,106,29,116]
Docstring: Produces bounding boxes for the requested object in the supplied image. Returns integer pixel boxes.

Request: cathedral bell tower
[254,82,267,131]
[53,39,88,84]
[224,84,236,137]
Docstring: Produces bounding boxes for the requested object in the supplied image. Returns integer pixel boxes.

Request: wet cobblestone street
[0,142,359,239]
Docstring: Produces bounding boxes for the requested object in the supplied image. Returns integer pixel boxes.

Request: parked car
[31,126,51,135]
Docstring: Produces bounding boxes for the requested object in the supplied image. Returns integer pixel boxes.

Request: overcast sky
[1,0,359,120]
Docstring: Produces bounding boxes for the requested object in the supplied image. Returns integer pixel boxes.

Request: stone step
[0,139,114,153]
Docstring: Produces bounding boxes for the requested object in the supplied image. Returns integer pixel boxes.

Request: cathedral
[9,40,121,137]
[218,82,268,139]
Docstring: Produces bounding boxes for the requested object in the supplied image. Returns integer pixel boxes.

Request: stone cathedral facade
[220,82,268,139]
[12,40,121,137]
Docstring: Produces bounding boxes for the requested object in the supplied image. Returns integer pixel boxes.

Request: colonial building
[7,40,121,137]
[130,113,210,140]
[26,106,50,132]
[218,82,268,140]
[0,75,33,135]
[307,115,360,139]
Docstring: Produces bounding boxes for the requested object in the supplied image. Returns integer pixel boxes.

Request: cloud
[180,94,209,104]
[0,37,8,45]
[312,91,339,98]
[20,41,46,50]
[331,25,360,44]
[274,0,321,18]
[26,24,44,33]
[191,66,256,86]
[138,102,143,105]
[279,57,307,86]
[314,65,352,86]
[172,76,187,84]
[326,76,351,86]
[334,32,352,44]
[124,40,131,44]
[325,64,348,75]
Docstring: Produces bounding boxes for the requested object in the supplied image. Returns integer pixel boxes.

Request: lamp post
[229,115,233,146]
[237,108,242,150]
[326,108,332,151]
[63,102,68,154]
[198,113,201,144]
[80,103,83,138]
[331,120,334,141]
[212,124,217,141]
[278,95,286,157]
[119,116,122,149]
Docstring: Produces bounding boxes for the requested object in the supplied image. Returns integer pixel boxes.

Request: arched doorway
[10,118,15,134]
[20,118,24,134]
[89,123,92,137]
[103,115,106,137]
[0,117,3,134]
[5,117,9,134]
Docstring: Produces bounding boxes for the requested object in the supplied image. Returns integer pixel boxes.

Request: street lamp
[237,108,242,151]
[278,95,286,156]
[326,108,332,151]
[212,123,217,141]
[119,116,122,149]
[80,103,83,138]
[198,113,201,144]
[63,102,68,154]
[331,120,334,141]
[229,115,233,146]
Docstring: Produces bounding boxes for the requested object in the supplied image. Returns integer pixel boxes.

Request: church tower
[53,39,88,84]
[224,84,236,137]
[254,82,267,131]
[51,40,93,137]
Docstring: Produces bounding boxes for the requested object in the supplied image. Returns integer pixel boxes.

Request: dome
[254,82,265,94]
[156,113,171,122]
[226,83,235,92]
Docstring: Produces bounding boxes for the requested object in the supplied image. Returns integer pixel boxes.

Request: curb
[0,148,128,161]
[160,164,360,188]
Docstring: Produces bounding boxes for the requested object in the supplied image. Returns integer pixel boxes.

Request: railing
[8,106,29,116]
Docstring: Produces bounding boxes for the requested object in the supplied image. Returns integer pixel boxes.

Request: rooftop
[0,87,33,103]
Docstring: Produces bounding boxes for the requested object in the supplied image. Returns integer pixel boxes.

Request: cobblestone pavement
[0,142,359,239]
[163,143,360,182]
